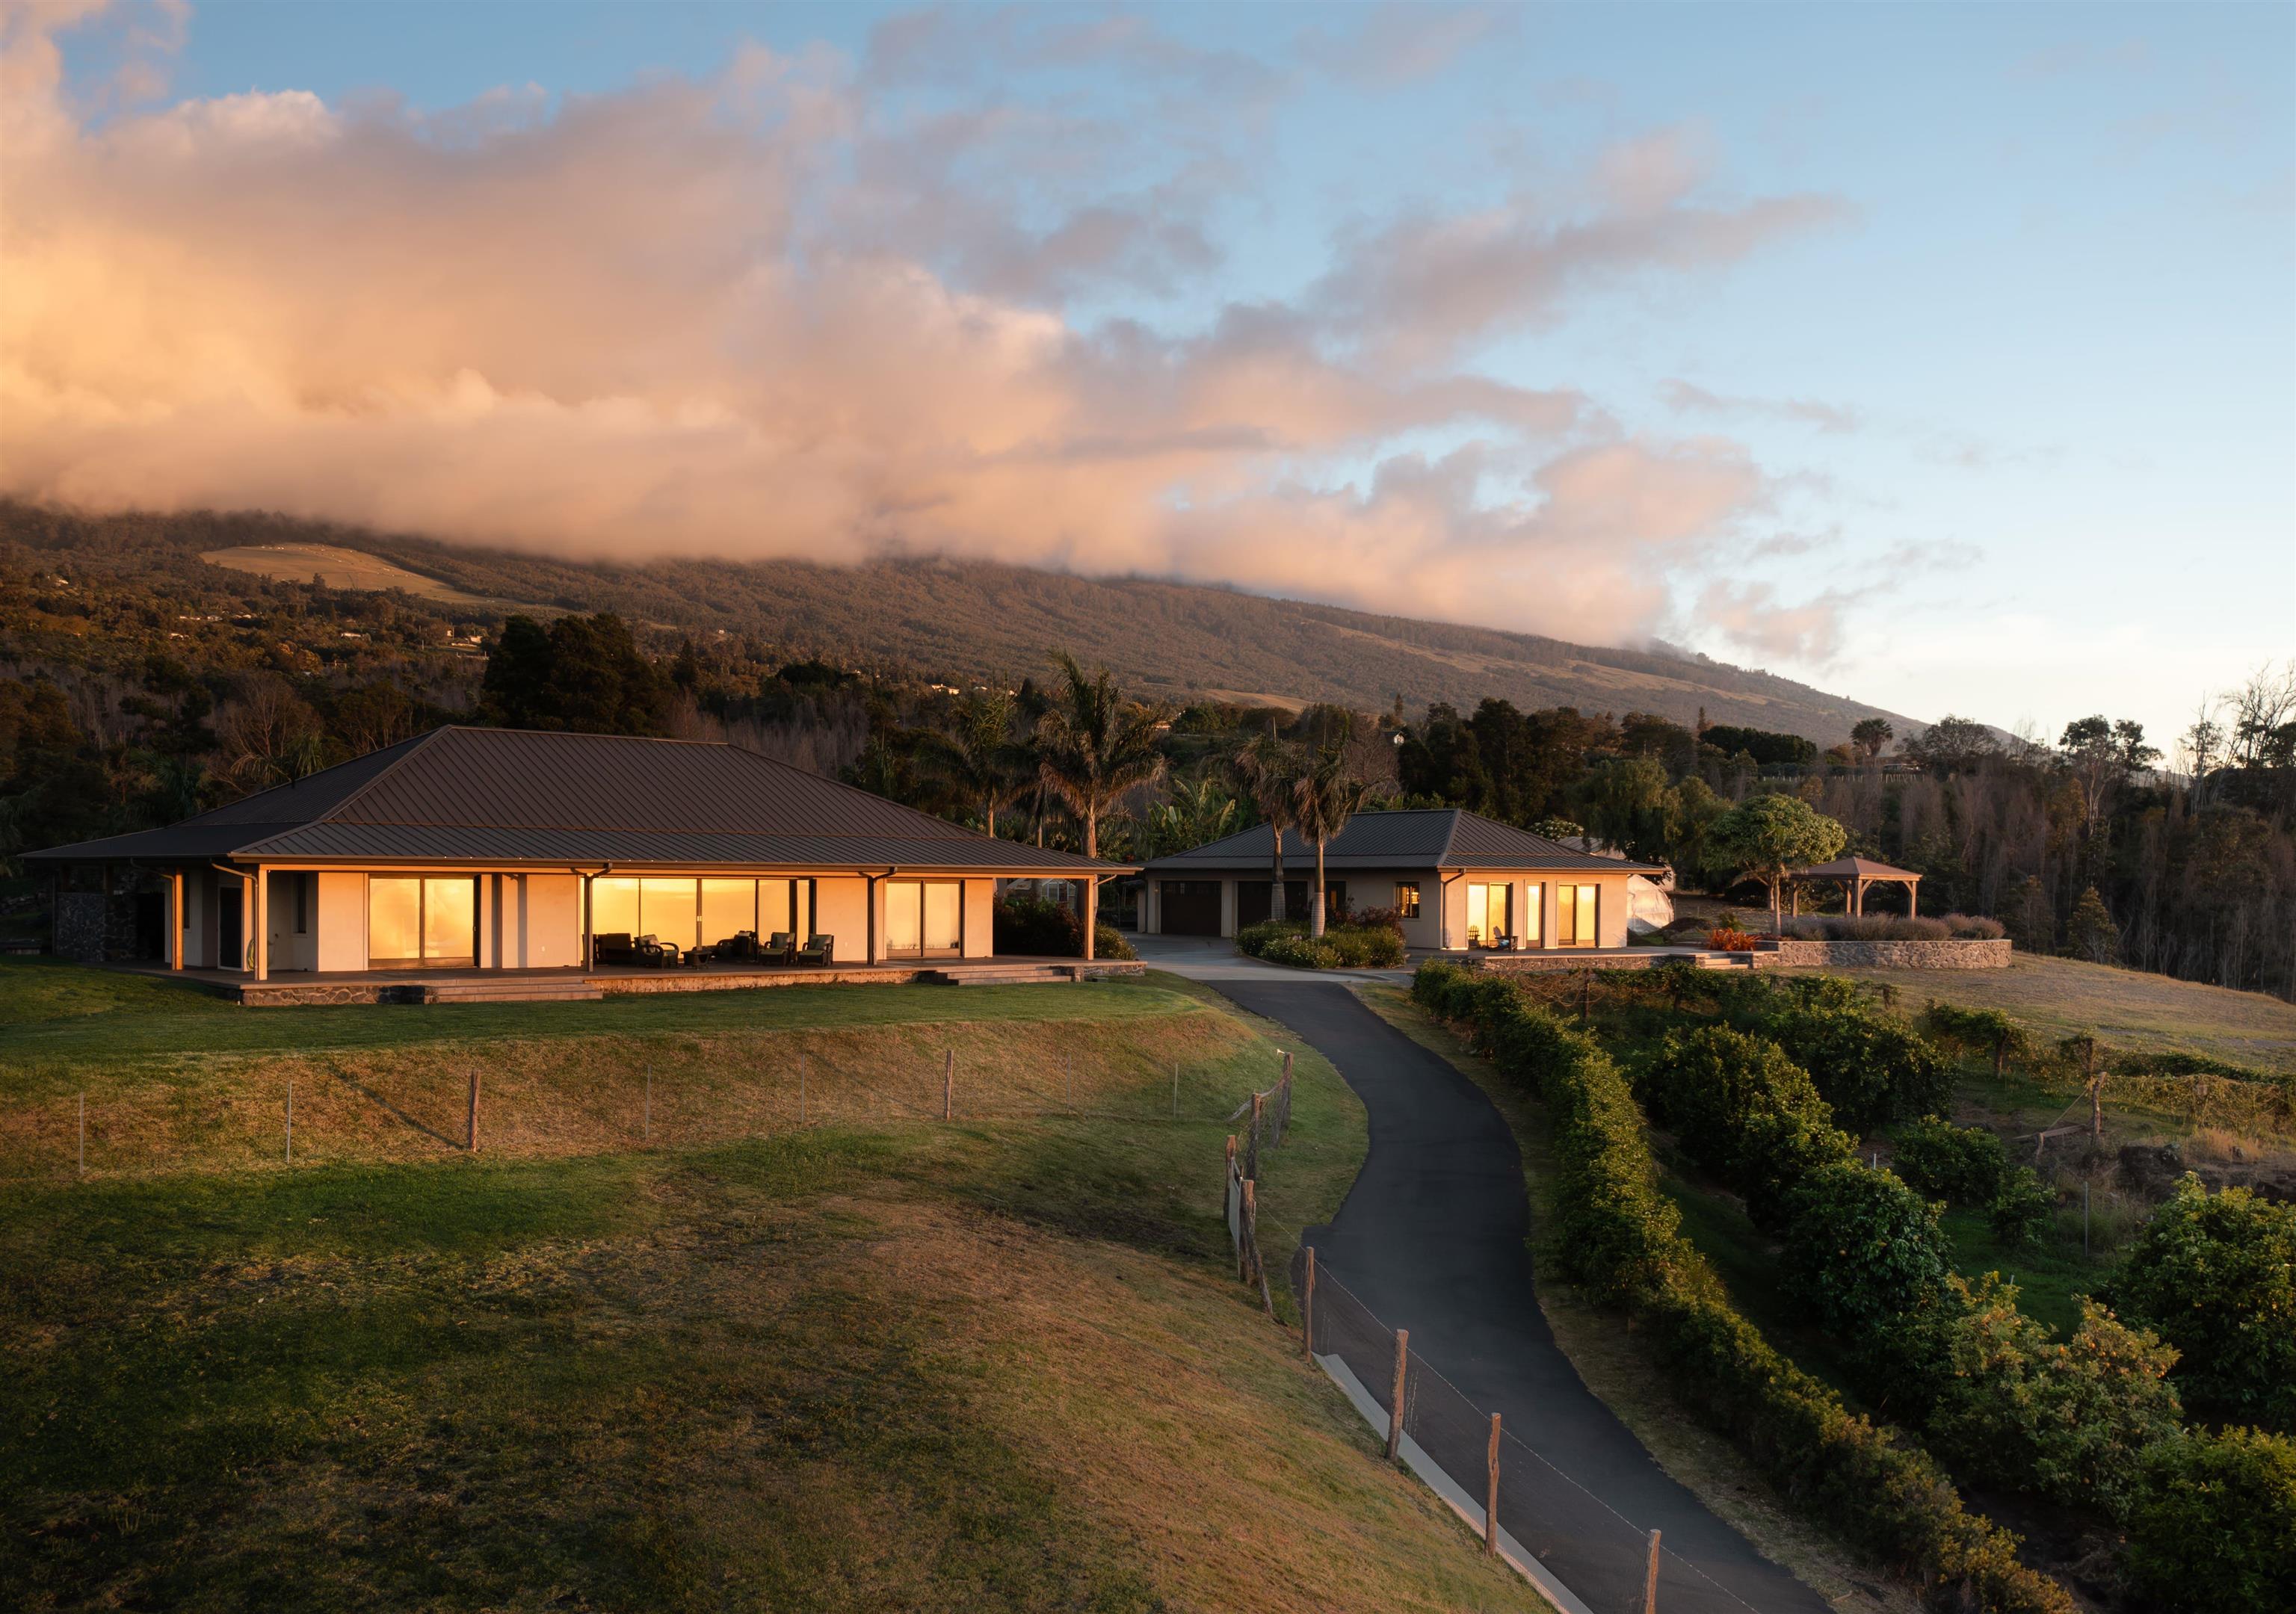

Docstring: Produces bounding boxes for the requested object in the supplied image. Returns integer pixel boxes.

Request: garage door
[1159,880,1223,936]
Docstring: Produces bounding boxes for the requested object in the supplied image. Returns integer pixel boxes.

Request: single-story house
[25,726,1132,980]
[1138,808,1660,952]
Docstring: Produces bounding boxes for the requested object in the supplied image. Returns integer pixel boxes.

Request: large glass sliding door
[884,880,963,959]
[1556,883,1599,947]
[1466,882,1510,947]
[590,876,816,951]
[368,876,476,967]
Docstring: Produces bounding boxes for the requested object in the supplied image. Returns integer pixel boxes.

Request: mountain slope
[4,501,1917,741]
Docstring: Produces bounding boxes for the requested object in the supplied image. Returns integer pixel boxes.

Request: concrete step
[924,965,1077,986]
[1692,953,1755,970]
[421,981,605,1003]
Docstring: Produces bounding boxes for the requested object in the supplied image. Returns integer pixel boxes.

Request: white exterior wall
[316,873,366,971]
[963,878,995,958]
[519,875,581,967]
[265,873,318,973]
[812,876,871,965]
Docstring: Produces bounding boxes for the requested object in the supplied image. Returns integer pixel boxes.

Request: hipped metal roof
[26,727,1129,875]
[1141,808,1660,875]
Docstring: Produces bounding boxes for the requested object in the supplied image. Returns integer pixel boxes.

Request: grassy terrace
[0,962,1548,1613]
[1808,952,2296,1075]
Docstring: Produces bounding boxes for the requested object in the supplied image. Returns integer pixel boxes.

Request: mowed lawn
[1805,952,2296,1074]
[0,963,1548,1614]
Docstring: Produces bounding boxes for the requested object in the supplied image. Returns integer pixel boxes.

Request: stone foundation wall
[1766,939,2012,971]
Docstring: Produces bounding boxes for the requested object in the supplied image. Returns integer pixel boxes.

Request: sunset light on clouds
[3,1,2289,738]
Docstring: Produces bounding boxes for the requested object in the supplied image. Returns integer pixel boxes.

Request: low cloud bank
[0,5,1850,653]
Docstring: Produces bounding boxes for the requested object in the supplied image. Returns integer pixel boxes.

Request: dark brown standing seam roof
[1139,808,1660,875]
[24,727,1129,875]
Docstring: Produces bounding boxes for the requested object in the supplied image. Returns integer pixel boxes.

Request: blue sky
[18,2,2295,746]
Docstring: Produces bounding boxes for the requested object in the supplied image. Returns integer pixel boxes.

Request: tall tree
[1292,720,1371,939]
[1712,794,1848,935]
[481,613,672,736]
[1851,717,1894,761]
[1034,652,1170,961]
[914,690,1026,835]
[1231,724,1303,923]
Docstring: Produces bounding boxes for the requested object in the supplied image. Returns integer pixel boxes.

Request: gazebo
[1786,855,1922,917]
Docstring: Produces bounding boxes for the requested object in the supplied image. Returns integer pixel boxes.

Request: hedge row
[1412,961,2074,1614]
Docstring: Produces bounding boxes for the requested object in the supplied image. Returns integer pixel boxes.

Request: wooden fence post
[943,1048,954,1121]
[1485,1412,1501,1556]
[1302,1246,1316,1358]
[1643,1527,1661,1614]
[467,1069,481,1153]
[1386,1328,1409,1459]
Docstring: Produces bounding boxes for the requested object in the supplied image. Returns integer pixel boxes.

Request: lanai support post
[253,866,268,982]
[169,870,184,971]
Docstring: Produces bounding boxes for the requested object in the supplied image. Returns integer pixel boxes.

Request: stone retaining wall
[1765,939,2012,971]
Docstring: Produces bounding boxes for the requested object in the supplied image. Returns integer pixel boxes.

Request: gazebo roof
[1789,856,1922,882]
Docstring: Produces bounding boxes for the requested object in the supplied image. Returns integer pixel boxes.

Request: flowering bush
[1706,925,1761,951]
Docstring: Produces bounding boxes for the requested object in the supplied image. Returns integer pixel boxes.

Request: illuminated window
[368,876,475,966]
[1395,881,1421,919]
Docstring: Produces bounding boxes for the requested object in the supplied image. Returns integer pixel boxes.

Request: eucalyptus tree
[1034,652,1170,959]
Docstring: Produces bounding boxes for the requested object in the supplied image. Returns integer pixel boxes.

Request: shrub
[1919,1002,2029,1075]
[1407,963,2073,1613]
[2108,1175,2296,1434]
[1989,1166,2055,1249]
[2125,1426,2296,1614]
[1324,924,1407,968]
[1644,1026,1854,1228]
[993,896,1136,959]
[1754,1004,1953,1134]
[1782,1163,1952,1344]
[1919,1276,2182,1521]
[1942,913,2008,940]
[1241,919,1402,969]
[1706,925,1760,951]
[1258,932,1339,968]
[1348,904,1407,935]
[1892,1116,2008,1207]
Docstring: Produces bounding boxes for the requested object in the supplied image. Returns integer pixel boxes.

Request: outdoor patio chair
[711,929,760,963]
[634,934,682,968]
[794,934,833,967]
[762,931,795,964]
[593,933,637,965]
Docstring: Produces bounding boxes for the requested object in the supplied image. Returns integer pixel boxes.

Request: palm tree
[914,690,1027,836]
[1293,723,1371,939]
[1231,725,1302,924]
[1034,652,1170,960]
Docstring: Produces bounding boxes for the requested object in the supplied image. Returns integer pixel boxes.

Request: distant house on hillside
[1138,808,1658,952]
[24,726,1130,992]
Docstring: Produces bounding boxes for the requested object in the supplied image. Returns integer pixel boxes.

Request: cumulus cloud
[2,5,1839,651]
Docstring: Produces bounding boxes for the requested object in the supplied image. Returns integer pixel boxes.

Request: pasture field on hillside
[0,964,1548,1614]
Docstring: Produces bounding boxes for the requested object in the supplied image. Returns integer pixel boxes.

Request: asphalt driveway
[1197,968,1832,1614]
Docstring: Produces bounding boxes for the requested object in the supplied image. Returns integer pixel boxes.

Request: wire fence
[1289,1246,1765,1614]
[0,1040,1290,1183]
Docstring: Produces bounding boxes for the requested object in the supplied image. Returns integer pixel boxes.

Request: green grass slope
[0,962,1549,1613]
